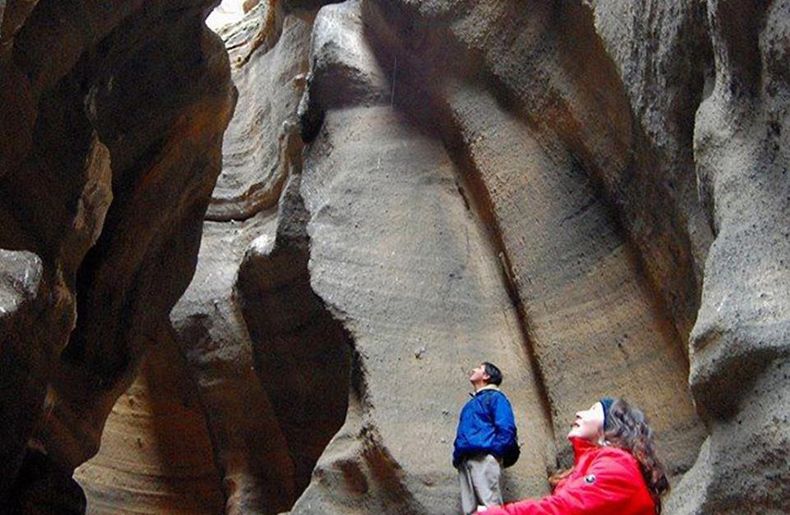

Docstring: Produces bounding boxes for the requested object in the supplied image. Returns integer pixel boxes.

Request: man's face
[469,363,490,383]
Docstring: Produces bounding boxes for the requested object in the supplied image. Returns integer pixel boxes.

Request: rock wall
[73,330,225,514]
[667,1,790,512]
[1,0,788,513]
[0,0,234,512]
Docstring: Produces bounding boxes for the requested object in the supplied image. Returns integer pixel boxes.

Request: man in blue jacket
[453,362,517,514]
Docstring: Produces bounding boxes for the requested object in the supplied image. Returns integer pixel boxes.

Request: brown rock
[0,0,234,510]
[292,3,554,512]
[169,4,322,513]
[171,212,298,514]
[73,330,224,514]
[236,173,352,498]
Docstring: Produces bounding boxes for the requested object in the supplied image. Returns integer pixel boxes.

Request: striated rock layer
[73,331,225,514]
[1,0,788,513]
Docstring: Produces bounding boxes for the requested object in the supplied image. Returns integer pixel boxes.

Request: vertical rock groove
[237,172,354,498]
[292,3,555,511]
[441,109,558,455]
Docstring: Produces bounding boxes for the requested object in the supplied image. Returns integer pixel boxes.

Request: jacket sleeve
[490,393,517,457]
[477,451,647,515]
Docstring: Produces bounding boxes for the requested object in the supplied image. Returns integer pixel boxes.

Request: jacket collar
[470,384,500,397]
[569,437,601,463]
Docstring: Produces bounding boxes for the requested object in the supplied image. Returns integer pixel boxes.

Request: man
[453,362,517,514]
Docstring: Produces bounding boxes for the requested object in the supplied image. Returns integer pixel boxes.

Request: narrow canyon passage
[78,0,705,511]
[1,0,787,513]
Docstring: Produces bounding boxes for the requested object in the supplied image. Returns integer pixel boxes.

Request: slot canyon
[0,0,787,513]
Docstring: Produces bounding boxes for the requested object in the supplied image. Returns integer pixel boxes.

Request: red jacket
[480,438,656,515]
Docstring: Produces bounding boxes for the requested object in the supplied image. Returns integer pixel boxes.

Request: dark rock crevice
[0,0,235,510]
[236,171,354,502]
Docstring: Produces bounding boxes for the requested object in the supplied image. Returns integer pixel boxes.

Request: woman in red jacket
[479,397,669,514]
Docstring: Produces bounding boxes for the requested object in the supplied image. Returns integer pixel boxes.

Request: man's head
[469,361,503,388]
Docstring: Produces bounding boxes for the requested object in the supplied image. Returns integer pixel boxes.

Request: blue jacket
[453,388,517,467]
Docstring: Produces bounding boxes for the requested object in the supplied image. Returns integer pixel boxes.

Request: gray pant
[458,454,503,514]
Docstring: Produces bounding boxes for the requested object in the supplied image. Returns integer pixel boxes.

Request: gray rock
[0,249,44,501]
[671,0,790,512]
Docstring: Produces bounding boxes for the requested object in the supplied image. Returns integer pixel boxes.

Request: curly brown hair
[549,398,670,513]
[605,398,670,511]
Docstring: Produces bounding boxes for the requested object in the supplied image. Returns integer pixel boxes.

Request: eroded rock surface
[0,0,234,512]
[668,1,790,512]
[293,6,555,513]
[73,331,224,514]
[1,0,788,513]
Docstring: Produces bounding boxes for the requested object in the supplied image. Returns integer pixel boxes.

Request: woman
[479,397,669,514]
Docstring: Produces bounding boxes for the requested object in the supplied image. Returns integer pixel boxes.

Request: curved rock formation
[0,0,234,512]
[1,0,787,513]
[73,330,224,514]
[669,1,790,512]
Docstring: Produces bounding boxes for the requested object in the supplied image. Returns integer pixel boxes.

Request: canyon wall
[0,0,235,512]
[1,0,787,514]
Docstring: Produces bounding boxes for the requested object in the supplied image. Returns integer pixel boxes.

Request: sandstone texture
[1,0,788,514]
[73,332,225,514]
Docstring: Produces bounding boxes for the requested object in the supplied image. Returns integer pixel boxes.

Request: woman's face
[568,402,605,441]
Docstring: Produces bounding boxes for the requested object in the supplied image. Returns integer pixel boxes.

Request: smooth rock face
[291,6,555,513]
[1,0,788,514]
[439,84,703,472]
[206,1,306,221]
